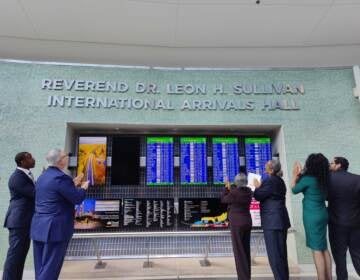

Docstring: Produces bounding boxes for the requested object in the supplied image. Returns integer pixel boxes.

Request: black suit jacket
[221,186,252,230]
[3,169,35,229]
[328,170,360,227]
[253,175,291,230]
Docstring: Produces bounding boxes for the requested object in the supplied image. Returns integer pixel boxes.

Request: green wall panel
[1,61,359,267]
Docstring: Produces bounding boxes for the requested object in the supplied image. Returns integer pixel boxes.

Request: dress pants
[263,229,289,280]
[33,239,70,280]
[230,225,251,280]
[329,223,360,280]
[2,228,31,280]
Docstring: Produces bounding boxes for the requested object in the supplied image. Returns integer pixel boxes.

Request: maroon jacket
[221,186,253,230]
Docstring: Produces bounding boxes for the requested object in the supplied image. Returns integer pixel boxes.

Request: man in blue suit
[30,149,88,280]
[254,160,291,280]
[3,152,36,280]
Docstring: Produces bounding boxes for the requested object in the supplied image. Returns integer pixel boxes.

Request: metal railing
[66,230,269,269]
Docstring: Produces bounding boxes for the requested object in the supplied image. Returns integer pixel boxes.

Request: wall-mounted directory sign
[180,137,207,185]
[146,137,174,186]
[212,137,240,184]
[178,198,228,229]
[122,198,174,229]
[77,136,107,187]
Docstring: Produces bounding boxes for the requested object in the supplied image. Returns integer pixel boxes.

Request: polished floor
[5,257,359,279]
[58,257,358,280]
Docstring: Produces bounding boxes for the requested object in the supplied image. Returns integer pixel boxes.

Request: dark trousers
[2,228,31,280]
[263,229,289,280]
[230,225,251,280]
[33,239,70,280]
[329,223,360,280]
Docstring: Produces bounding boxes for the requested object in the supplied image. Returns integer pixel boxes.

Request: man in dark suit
[254,160,291,280]
[30,149,88,280]
[221,173,253,280]
[3,152,36,280]
[328,157,360,280]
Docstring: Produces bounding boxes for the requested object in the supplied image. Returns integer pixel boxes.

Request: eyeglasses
[60,154,69,160]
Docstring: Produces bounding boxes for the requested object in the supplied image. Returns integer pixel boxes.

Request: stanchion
[251,234,258,265]
[143,237,154,268]
[199,236,211,267]
[91,239,107,269]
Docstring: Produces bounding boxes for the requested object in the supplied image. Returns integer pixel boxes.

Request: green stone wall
[1,61,359,267]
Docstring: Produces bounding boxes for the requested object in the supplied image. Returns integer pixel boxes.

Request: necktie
[28,171,34,182]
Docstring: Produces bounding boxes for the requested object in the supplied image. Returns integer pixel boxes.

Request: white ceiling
[1,0,360,67]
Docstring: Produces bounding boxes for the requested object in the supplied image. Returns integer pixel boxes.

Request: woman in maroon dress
[221,173,253,280]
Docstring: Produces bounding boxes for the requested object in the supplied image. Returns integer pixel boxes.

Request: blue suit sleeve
[253,179,273,202]
[56,175,86,205]
[9,175,35,198]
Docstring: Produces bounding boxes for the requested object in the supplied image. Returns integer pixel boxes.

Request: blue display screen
[212,137,239,184]
[180,137,207,185]
[146,137,174,186]
[245,137,272,176]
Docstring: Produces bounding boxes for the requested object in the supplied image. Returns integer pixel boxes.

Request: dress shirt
[17,167,34,182]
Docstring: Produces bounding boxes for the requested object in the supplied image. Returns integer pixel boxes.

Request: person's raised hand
[253,178,261,188]
[81,180,89,190]
[225,177,231,190]
[292,161,302,177]
[73,173,84,186]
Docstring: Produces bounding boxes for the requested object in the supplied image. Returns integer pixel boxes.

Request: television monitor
[245,137,272,176]
[146,137,174,186]
[122,198,174,229]
[111,137,140,185]
[180,137,207,185]
[212,137,240,184]
[77,136,107,187]
[74,199,121,230]
[178,198,228,229]
[245,137,272,227]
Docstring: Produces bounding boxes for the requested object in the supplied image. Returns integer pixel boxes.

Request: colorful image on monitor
[74,199,120,230]
[77,136,107,186]
[179,198,228,229]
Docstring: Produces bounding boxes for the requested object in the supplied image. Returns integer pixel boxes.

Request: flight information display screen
[212,137,240,184]
[245,137,272,176]
[245,137,272,227]
[146,137,174,186]
[180,137,207,185]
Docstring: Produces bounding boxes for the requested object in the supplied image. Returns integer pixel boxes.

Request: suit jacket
[253,175,291,230]
[30,166,86,242]
[4,169,35,229]
[328,170,360,227]
[221,186,252,230]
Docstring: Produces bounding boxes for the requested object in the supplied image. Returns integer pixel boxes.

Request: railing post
[91,238,107,269]
[143,236,154,268]
[251,233,258,265]
[199,236,211,267]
